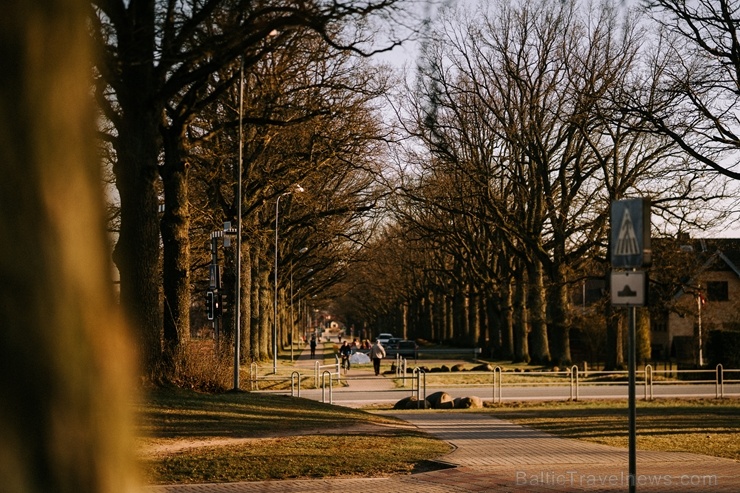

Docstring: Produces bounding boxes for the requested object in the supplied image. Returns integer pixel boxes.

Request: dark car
[387,337,403,349]
[397,340,418,357]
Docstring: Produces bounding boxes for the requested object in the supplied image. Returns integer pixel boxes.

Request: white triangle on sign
[615,209,640,256]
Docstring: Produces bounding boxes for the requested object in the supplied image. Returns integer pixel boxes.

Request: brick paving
[146,345,739,492]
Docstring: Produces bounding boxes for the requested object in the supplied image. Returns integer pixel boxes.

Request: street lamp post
[233,58,244,391]
[697,285,704,367]
[274,185,303,374]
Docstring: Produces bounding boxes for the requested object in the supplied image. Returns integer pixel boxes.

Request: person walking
[339,341,352,372]
[369,339,386,376]
[310,336,317,358]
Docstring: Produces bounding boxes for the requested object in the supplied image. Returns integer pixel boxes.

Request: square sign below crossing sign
[611,271,647,306]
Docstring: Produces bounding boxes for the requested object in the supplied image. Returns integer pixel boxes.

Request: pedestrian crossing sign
[611,198,651,268]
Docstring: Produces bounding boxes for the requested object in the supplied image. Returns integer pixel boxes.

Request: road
[268,373,740,408]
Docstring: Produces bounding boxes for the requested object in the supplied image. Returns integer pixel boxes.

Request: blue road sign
[611,199,651,268]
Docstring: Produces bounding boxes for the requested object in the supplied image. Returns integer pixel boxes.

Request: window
[706,281,729,302]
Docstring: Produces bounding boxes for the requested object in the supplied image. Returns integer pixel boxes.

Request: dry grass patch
[138,387,451,484]
[488,398,740,461]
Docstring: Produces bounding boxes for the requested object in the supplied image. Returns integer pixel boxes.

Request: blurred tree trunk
[0,0,137,490]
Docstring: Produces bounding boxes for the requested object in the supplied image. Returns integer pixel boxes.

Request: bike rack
[492,366,502,403]
[717,364,724,398]
[250,362,258,390]
[411,367,427,408]
[314,359,340,388]
[321,370,333,404]
[395,355,408,385]
[290,371,301,397]
[644,364,654,400]
[570,366,579,401]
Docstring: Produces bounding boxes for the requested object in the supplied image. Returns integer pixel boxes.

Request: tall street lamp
[274,184,304,374]
[233,58,244,391]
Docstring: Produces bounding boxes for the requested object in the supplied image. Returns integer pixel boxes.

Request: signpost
[611,198,651,269]
[610,198,651,493]
[610,271,647,306]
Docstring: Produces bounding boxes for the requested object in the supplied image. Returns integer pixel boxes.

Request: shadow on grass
[487,398,740,459]
[138,387,406,439]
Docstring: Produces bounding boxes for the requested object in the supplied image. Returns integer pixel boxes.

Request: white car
[377,333,394,345]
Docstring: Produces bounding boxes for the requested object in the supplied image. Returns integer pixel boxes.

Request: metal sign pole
[610,198,651,493]
[628,305,637,493]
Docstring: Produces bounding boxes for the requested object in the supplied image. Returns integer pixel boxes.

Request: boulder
[427,391,455,409]
[450,363,466,372]
[394,396,431,410]
[393,396,413,409]
[454,396,483,409]
[472,363,494,372]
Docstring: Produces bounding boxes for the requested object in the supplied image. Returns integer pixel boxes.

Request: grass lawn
[137,387,451,484]
[487,398,740,461]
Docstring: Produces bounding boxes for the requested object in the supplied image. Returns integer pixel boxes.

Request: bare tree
[640,0,740,180]
[186,27,393,363]
[92,0,416,377]
[389,0,730,366]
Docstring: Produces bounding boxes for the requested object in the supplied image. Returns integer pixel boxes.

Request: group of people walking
[310,335,387,376]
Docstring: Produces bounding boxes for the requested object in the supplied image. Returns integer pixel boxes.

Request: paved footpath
[147,345,740,492]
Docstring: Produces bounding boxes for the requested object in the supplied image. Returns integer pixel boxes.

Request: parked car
[377,333,394,345]
[387,337,403,349]
[397,340,418,357]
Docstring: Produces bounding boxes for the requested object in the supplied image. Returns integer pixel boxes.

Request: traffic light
[214,292,222,317]
[206,290,215,320]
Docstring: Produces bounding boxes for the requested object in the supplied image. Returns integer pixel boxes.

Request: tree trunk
[485,292,498,355]
[259,258,272,361]
[637,307,651,365]
[113,132,162,377]
[527,259,551,364]
[107,0,162,379]
[446,293,454,341]
[240,246,252,363]
[432,291,445,342]
[513,270,530,363]
[453,285,467,344]
[160,130,191,372]
[280,288,288,350]
[1,1,137,488]
[500,279,514,359]
[548,270,572,366]
[468,288,481,347]
[604,296,625,370]
[250,246,261,361]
